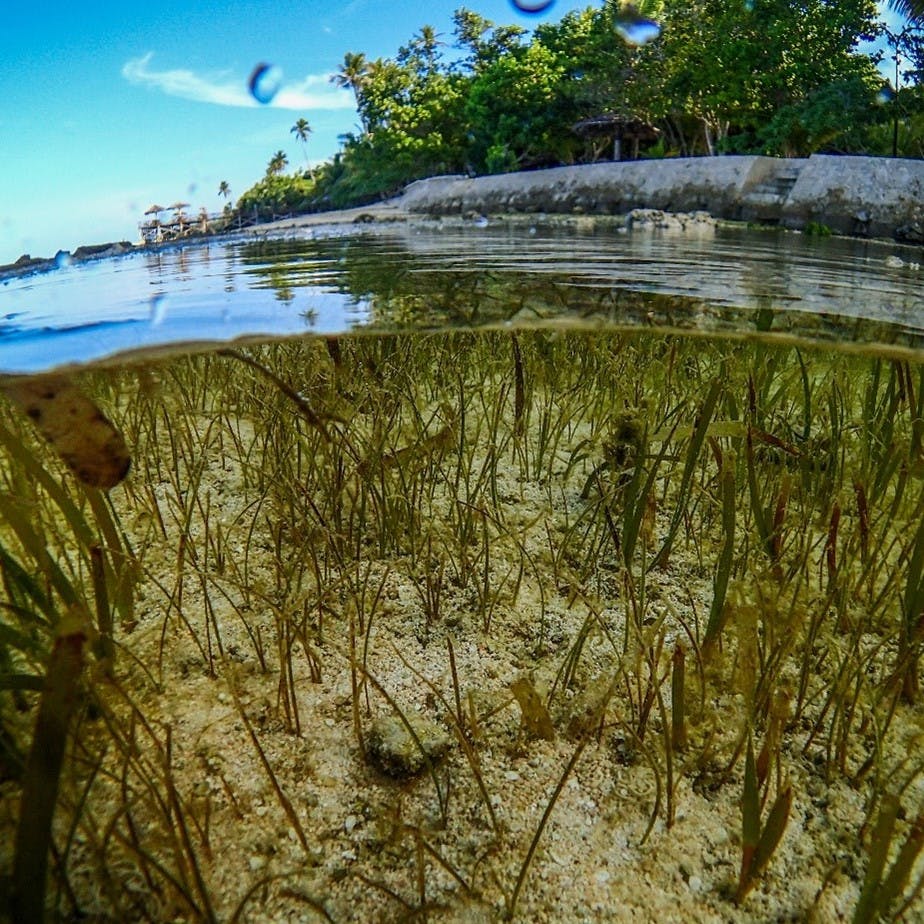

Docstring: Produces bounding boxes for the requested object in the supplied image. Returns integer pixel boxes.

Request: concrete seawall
[399,154,924,242]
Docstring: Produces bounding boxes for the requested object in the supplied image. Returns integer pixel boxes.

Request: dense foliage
[236,0,924,217]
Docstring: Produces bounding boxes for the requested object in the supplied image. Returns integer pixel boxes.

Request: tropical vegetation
[234,0,924,220]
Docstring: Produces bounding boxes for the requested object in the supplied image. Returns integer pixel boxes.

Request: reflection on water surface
[0,222,921,374]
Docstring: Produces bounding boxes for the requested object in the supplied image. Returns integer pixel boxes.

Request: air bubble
[54,250,72,269]
[149,293,168,325]
[511,0,555,13]
[614,7,661,46]
[248,63,283,105]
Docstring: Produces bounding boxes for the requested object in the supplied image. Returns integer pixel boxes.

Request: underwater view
[1,221,924,922]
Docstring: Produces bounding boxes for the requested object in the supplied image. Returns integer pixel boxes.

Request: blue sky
[0,1,907,264]
[0,0,592,263]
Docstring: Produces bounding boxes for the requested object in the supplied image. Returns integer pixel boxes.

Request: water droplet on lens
[149,293,168,325]
[511,0,555,13]
[248,63,283,105]
[614,7,661,46]
[54,250,72,269]
[876,86,895,105]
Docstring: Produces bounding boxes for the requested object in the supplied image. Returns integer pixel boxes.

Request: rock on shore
[0,241,135,280]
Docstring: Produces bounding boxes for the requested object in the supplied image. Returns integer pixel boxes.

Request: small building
[572,113,660,162]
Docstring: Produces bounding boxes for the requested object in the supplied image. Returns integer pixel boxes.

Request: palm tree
[290,118,313,166]
[266,150,288,176]
[890,0,923,23]
[218,180,231,200]
[330,51,370,131]
[411,25,445,75]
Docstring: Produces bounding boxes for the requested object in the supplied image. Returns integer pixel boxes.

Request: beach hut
[572,114,660,162]
[169,201,191,236]
[141,204,166,243]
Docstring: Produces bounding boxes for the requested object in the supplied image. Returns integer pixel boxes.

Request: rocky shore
[3,154,921,280]
[0,241,137,279]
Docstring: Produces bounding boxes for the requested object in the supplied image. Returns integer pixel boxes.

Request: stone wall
[782,155,924,240]
[398,155,924,242]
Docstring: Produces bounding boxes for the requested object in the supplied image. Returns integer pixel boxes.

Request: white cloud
[273,74,351,110]
[121,53,354,111]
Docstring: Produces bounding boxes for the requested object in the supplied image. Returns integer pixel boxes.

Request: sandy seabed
[4,319,924,923]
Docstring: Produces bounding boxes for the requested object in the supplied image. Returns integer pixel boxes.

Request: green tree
[651,0,880,155]
[532,3,648,163]
[874,21,924,156]
[237,173,315,219]
[755,75,881,155]
[399,25,446,77]
[452,7,526,72]
[218,180,231,200]
[347,29,467,185]
[465,40,567,171]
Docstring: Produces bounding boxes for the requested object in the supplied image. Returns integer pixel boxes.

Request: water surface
[1,222,921,374]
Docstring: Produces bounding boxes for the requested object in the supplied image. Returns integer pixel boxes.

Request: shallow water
[2,325,924,921]
[1,222,922,374]
[2,222,924,921]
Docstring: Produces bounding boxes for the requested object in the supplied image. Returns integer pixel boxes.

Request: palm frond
[888,0,924,25]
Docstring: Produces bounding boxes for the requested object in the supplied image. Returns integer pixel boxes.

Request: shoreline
[3,154,922,280]
[0,202,412,281]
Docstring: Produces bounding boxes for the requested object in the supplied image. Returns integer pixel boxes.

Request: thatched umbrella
[169,201,192,233]
[572,113,659,161]
[141,204,166,243]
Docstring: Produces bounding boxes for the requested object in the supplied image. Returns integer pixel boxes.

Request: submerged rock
[895,220,924,244]
[72,241,134,260]
[627,209,715,233]
[365,713,451,779]
[0,253,53,277]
